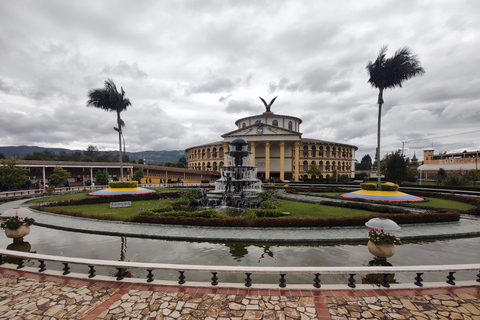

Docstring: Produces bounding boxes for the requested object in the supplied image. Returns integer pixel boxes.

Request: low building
[418,149,480,179]
[186,103,357,181]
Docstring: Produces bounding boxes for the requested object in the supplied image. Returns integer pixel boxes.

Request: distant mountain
[0,146,187,165]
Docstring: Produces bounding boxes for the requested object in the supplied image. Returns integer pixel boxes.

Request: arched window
[212,147,217,158]
[311,146,316,157]
[219,147,224,158]
[332,147,336,157]
[326,161,330,171]
[319,161,323,171]
[288,121,293,130]
[213,162,218,171]
[303,146,309,157]
[207,149,211,158]
[326,147,330,158]
[272,120,278,126]
[319,146,324,157]
[219,161,224,168]
[202,163,206,170]
[242,123,246,128]
[303,161,308,171]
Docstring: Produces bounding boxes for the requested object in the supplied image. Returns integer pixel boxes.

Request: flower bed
[1,216,35,230]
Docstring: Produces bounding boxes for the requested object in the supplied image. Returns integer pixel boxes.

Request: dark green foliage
[132,169,144,183]
[0,156,29,190]
[361,183,377,190]
[182,188,203,200]
[385,151,408,183]
[109,181,138,188]
[380,183,399,191]
[49,167,70,185]
[318,200,409,214]
[127,210,459,228]
[95,170,109,185]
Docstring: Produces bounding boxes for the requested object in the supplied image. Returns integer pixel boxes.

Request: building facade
[418,149,480,179]
[186,107,357,182]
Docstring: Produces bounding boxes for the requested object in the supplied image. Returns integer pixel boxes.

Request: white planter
[367,240,395,260]
[5,225,30,242]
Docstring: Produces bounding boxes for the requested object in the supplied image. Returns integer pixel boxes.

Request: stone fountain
[206,138,262,207]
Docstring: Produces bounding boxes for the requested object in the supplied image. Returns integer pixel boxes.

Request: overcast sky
[1,0,479,161]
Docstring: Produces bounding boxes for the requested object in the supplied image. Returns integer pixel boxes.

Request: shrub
[361,183,377,191]
[138,211,158,216]
[254,208,283,217]
[182,188,203,200]
[151,204,174,213]
[241,210,258,220]
[441,175,469,187]
[466,207,480,216]
[380,183,399,191]
[109,181,138,188]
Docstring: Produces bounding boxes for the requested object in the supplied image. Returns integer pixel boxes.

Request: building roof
[418,163,477,171]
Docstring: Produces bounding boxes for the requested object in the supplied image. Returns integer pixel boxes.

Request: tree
[307,163,322,178]
[366,46,425,189]
[83,145,99,162]
[357,154,373,170]
[132,169,144,183]
[467,170,480,186]
[95,170,109,185]
[385,151,408,183]
[436,168,448,184]
[87,79,131,181]
[0,156,29,190]
[0,153,5,159]
[178,156,188,166]
[49,167,70,186]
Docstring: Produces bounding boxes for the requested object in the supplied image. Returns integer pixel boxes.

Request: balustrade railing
[0,250,478,289]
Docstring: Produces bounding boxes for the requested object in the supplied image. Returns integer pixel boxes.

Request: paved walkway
[1,268,479,320]
[1,199,480,242]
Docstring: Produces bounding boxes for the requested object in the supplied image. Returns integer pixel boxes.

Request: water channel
[1,225,478,285]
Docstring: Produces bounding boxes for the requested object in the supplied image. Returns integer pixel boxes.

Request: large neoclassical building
[186,103,357,182]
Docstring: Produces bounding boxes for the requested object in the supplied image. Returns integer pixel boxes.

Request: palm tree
[86,79,131,181]
[366,46,425,189]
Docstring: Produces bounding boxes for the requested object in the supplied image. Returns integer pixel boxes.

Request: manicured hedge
[406,190,480,207]
[318,200,409,214]
[109,181,138,188]
[40,191,182,207]
[361,183,377,191]
[127,210,460,228]
[380,183,399,191]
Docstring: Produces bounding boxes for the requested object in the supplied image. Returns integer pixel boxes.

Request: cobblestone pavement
[1,269,479,320]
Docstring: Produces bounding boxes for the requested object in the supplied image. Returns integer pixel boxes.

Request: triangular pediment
[221,123,301,138]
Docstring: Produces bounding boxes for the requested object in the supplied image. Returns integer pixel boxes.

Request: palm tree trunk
[117,112,124,182]
[376,89,384,190]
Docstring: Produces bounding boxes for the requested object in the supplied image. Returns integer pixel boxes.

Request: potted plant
[1,216,35,242]
[367,227,401,260]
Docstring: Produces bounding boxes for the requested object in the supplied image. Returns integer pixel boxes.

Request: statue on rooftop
[259,96,277,112]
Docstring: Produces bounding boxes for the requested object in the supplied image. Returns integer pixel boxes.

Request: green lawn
[47,199,166,220]
[409,197,475,211]
[280,200,378,218]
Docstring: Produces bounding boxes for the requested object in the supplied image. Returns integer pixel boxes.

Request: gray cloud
[0,0,478,162]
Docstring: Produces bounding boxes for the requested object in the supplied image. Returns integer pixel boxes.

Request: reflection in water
[1,226,479,284]
[225,243,249,262]
[362,259,397,285]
